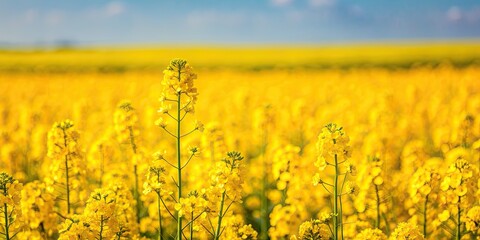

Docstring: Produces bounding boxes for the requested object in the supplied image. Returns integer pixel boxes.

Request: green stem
[213,161,237,240]
[3,193,9,240]
[157,193,163,240]
[214,191,227,240]
[339,172,348,240]
[456,197,462,240]
[128,126,141,226]
[339,194,344,240]
[382,213,390,235]
[190,211,194,240]
[134,165,140,224]
[333,153,339,240]
[64,155,70,215]
[176,70,183,240]
[62,129,71,215]
[261,171,268,239]
[423,194,428,238]
[375,184,381,230]
[99,215,104,240]
[128,126,138,153]
[260,129,269,240]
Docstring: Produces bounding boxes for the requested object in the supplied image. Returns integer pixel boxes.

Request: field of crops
[0,46,480,239]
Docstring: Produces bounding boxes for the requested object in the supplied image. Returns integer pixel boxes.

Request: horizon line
[1,38,480,50]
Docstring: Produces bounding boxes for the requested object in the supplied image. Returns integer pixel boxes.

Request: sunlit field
[2,43,480,72]
[0,45,480,239]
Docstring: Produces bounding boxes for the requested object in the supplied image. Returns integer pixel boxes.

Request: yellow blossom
[389,222,424,240]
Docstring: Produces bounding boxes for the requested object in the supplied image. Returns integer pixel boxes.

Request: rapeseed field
[0,46,479,239]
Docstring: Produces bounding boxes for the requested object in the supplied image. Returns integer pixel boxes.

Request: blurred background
[2,0,480,46]
[1,0,480,71]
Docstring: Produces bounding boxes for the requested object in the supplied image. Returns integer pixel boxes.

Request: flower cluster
[114,101,140,145]
[440,157,476,205]
[46,120,80,160]
[465,206,480,235]
[407,166,441,237]
[199,151,247,240]
[268,204,305,240]
[58,214,95,240]
[158,58,198,120]
[409,167,440,204]
[208,151,244,203]
[201,122,227,162]
[44,120,86,215]
[272,145,300,191]
[315,123,351,171]
[291,219,330,240]
[0,172,23,239]
[59,185,138,239]
[174,190,207,219]
[221,215,258,240]
[109,183,138,237]
[389,222,424,240]
[354,156,387,228]
[19,181,56,238]
[354,228,387,240]
[87,132,115,185]
[143,158,167,197]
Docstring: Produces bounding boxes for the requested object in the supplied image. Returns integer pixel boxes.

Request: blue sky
[1,0,480,46]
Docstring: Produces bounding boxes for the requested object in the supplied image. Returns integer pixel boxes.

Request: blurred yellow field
[0,48,479,239]
[2,43,480,72]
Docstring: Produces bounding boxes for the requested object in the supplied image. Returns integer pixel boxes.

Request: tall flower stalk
[114,101,142,225]
[45,120,85,215]
[254,104,275,239]
[409,166,440,238]
[58,184,135,239]
[212,151,244,240]
[439,158,477,240]
[313,123,353,240]
[156,59,201,239]
[0,173,23,240]
[143,155,167,240]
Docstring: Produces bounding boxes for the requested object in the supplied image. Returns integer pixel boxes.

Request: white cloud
[105,1,125,17]
[446,6,462,22]
[308,0,335,8]
[270,0,293,7]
